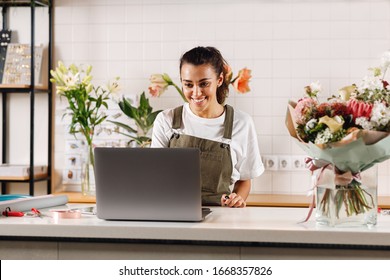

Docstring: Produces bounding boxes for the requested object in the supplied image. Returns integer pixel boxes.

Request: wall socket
[262,155,307,171]
[262,155,278,171]
[291,155,307,170]
[279,155,292,170]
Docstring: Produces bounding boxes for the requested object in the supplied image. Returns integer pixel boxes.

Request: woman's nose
[193,85,202,96]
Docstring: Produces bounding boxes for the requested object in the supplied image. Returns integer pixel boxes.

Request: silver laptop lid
[94,147,203,221]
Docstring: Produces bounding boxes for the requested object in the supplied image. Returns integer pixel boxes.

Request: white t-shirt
[151,103,264,185]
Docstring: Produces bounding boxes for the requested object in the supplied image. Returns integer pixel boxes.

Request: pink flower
[294,97,318,124]
[347,99,373,121]
[148,84,166,97]
[148,74,171,97]
[232,68,251,94]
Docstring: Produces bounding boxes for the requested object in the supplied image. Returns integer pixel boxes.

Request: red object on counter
[2,207,24,217]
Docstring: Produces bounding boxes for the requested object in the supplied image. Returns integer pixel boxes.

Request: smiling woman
[151,46,264,207]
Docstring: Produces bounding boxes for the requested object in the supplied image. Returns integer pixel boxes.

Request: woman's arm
[150,112,171,148]
[221,179,251,208]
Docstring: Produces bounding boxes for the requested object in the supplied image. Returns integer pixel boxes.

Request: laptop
[94,147,211,222]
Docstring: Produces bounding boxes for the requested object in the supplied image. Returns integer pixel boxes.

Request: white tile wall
[3,0,390,195]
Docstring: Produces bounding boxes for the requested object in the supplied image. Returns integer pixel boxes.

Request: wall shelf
[0,0,53,195]
[0,84,47,89]
[0,1,50,7]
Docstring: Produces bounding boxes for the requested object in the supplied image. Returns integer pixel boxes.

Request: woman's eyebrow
[182,78,212,82]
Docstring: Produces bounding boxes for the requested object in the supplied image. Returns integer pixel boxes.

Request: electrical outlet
[291,155,307,171]
[263,155,278,171]
[278,155,292,170]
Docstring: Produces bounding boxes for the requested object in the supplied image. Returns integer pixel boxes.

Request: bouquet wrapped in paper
[286,50,390,226]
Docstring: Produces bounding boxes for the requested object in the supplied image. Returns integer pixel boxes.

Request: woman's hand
[221,193,246,208]
[220,179,251,208]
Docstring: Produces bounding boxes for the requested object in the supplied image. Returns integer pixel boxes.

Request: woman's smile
[191,96,206,105]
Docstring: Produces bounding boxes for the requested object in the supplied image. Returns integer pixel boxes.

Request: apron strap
[222,105,234,140]
[172,106,184,129]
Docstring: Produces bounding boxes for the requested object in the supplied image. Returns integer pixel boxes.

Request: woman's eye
[199,82,210,88]
[184,83,193,88]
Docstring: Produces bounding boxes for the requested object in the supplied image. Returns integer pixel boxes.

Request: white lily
[310,81,322,94]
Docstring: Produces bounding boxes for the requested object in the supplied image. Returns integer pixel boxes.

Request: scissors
[2,207,48,218]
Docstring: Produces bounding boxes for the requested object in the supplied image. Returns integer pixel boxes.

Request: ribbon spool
[50,209,81,219]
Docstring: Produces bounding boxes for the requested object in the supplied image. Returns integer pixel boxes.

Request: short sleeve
[151,110,174,148]
[232,111,264,181]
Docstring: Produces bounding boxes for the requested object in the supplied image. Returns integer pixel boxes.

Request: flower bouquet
[286,50,390,227]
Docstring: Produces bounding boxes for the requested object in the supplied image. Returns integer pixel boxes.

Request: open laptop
[94,147,211,222]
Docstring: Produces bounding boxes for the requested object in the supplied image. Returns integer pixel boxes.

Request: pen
[223,195,230,206]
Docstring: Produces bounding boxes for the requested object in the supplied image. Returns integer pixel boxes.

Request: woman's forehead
[180,63,218,80]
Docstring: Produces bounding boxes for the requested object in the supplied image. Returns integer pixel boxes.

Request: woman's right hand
[221,193,246,208]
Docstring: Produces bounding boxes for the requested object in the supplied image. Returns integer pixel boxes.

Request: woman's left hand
[221,193,246,208]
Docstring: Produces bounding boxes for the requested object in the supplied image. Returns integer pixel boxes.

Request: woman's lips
[192,97,206,105]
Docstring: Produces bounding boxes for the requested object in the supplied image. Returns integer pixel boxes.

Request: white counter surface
[1,206,390,248]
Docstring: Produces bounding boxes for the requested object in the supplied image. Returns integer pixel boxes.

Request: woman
[151,46,264,207]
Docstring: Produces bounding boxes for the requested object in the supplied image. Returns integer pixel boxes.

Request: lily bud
[58,61,67,74]
[86,83,93,94]
[162,73,173,84]
[86,65,93,75]
[69,64,78,75]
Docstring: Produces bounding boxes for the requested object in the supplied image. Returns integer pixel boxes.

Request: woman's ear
[217,72,224,87]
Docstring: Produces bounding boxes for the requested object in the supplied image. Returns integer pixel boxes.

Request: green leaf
[146,110,162,127]
[95,115,107,126]
[119,97,137,119]
[107,120,138,134]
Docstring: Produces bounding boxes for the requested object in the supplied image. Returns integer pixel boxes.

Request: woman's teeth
[192,97,205,103]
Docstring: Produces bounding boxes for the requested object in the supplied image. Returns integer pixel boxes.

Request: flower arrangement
[148,67,252,102]
[50,61,120,155]
[295,64,390,145]
[108,92,162,147]
[286,50,390,226]
[50,61,119,194]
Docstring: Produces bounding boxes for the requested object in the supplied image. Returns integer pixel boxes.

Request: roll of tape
[50,209,81,219]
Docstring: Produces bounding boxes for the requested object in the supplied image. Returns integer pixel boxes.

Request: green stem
[172,83,187,102]
[89,144,94,168]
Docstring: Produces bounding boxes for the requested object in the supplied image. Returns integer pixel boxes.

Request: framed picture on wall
[2,43,43,85]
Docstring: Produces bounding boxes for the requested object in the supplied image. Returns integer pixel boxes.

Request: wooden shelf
[0,84,47,90]
[0,173,48,181]
[247,194,390,209]
[55,192,96,203]
[247,194,312,207]
[0,0,50,7]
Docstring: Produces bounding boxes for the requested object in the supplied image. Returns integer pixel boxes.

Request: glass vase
[315,166,377,228]
[81,144,95,196]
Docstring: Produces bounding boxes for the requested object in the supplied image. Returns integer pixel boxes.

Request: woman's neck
[189,103,225,119]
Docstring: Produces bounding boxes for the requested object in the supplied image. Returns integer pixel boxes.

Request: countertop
[1,205,390,248]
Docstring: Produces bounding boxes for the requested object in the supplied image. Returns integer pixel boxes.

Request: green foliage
[109,92,162,147]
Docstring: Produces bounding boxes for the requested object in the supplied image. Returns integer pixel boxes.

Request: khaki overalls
[168,105,234,205]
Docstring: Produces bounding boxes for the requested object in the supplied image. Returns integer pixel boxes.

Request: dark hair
[180,46,229,104]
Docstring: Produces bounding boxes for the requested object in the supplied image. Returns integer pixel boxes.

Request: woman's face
[180,63,224,118]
